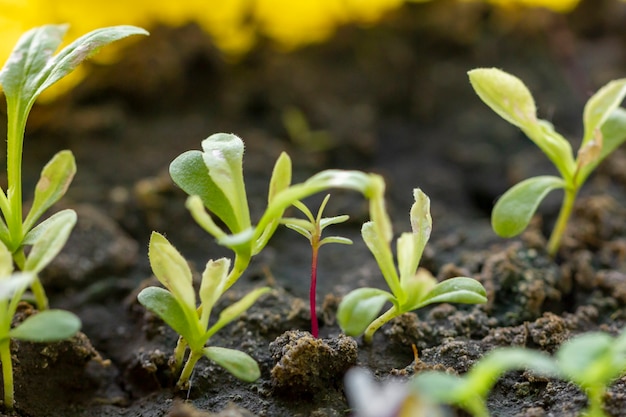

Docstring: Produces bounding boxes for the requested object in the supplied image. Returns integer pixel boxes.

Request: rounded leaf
[203,346,261,382]
[24,209,76,273]
[415,277,487,310]
[337,288,393,337]
[9,309,80,342]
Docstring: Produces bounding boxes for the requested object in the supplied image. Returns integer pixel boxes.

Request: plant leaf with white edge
[409,189,431,260]
[9,309,80,342]
[22,209,74,246]
[199,257,230,329]
[23,150,76,233]
[319,214,350,229]
[24,209,76,274]
[492,176,565,238]
[170,150,239,233]
[205,287,271,340]
[337,287,394,337]
[413,277,487,310]
[137,286,200,347]
[0,272,33,300]
[319,236,352,246]
[582,78,626,145]
[203,346,261,382]
[201,133,251,232]
[148,232,195,311]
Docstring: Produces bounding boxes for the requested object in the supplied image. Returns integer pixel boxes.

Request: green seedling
[137,232,271,389]
[468,68,626,256]
[169,133,391,292]
[0,237,80,409]
[281,194,352,338]
[411,348,559,417]
[0,24,148,309]
[336,189,487,344]
[556,330,626,417]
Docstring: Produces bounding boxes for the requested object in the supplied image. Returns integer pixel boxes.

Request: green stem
[585,386,608,417]
[5,99,26,252]
[363,305,399,344]
[547,187,578,257]
[176,349,203,390]
[225,253,250,291]
[171,336,187,374]
[0,339,14,409]
[30,277,48,311]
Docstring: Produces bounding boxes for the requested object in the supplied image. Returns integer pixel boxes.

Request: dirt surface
[3,0,626,415]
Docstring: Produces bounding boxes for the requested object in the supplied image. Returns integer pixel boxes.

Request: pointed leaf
[319,236,353,246]
[137,286,198,345]
[583,79,626,145]
[492,176,565,238]
[23,150,76,233]
[9,309,80,342]
[206,287,271,339]
[319,214,350,229]
[203,346,261,382]
[199,258,230,328]
[24,209,76,273]
[268,152,292,203]
[337,288,394,337]
[22,209,74,245]
[414,277,487,310]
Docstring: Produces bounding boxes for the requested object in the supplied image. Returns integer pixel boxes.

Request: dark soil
[3,0,626,415]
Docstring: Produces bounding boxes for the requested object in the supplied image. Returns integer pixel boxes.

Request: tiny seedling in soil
[0,24,148,309]
[138,232,271,389]
[336,188,487,343]
[0,241,80,409]
[411,348,559,417]
[468,68,626,256]
[281,194,352,338]
[169,132,392,292]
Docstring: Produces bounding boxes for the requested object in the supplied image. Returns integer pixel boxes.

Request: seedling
[336,189,487,343]
[411,348,559,417]
[0,24,148,309]
[469,68,626,256]
[137,232,271,389]
[169,133,391,292]
[0,237,80,409]
[281,194,352,338]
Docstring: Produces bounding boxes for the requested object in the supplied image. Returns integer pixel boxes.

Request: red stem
[310,245,319,338]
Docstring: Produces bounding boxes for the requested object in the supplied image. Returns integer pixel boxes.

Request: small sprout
[0,24,148,309]
[411,348,559,417]
[282,194,352,338]
[469,68,626,256]
[137,232,270,389]
[0,241,80,410]
[169,133,391,292]
[337,189,487,344]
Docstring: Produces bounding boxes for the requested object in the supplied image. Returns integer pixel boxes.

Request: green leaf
[0,240,14,278]
[492,176,565,238]
[398,268,437,312]
[199,257,230,329]
[148,232,195,311]
[319,214,350,229]
[411,371,465,403]
[268,152,292,203]
[203,346,261,382]
[0,272,33,300]
[185,195,227,239]
[137,286,199,346]
[337,288,393,337]
[362,221,402,298]
[9,309,80,342]
[170,150,239,234]
[319,236,353,246]
[205,287,271,340]
[414,277,487,310]
[24,209,76,273]
[583,78,626,145]
[468,68,537,129]
[23,150,76,233]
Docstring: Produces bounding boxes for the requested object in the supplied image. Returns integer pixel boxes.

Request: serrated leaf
[23,150,76,233]
[203,346,261,382]
[414,277,487,310]
[492,176,565,238]
[199,257,230,328]
[337,287,393,337]
[9,309,80,342]
[24,209,76,273]
[583,78,626,145]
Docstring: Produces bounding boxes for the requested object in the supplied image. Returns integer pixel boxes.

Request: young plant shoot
[337,189,487,344]
[0,239,80,410]
[169,133,391,292]
[468,68,626,256]
[137,232,271,389]
[0,24,148,309]
[281,194,352,338]
[411,348,559,417]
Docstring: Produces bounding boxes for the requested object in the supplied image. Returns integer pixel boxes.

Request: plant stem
[30,278,48,311]
[363,305,398,344]
[5,99,25,251]
[176,349,203,390]
[585,387,608,417]
[310,244,319,338]
[0,339,14,409]
[172,336,187,374]
[547,187,578,257]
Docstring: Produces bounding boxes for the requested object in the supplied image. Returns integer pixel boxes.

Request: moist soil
[3,0,626,416]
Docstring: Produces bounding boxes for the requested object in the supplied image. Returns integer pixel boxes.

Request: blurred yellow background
[0,0,585,98]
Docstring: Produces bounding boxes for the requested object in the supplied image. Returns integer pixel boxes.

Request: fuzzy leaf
[23,150,76,233]
[148,232,195,311]
[9,309,80,342]
[414,277,487,310]
[203,346,261,382]
[24,209,76,273]
[492,176,565,238]
[137,286,199,345]
[337,288,393,337]
[199,257,230,328]
[583,79,626,145]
